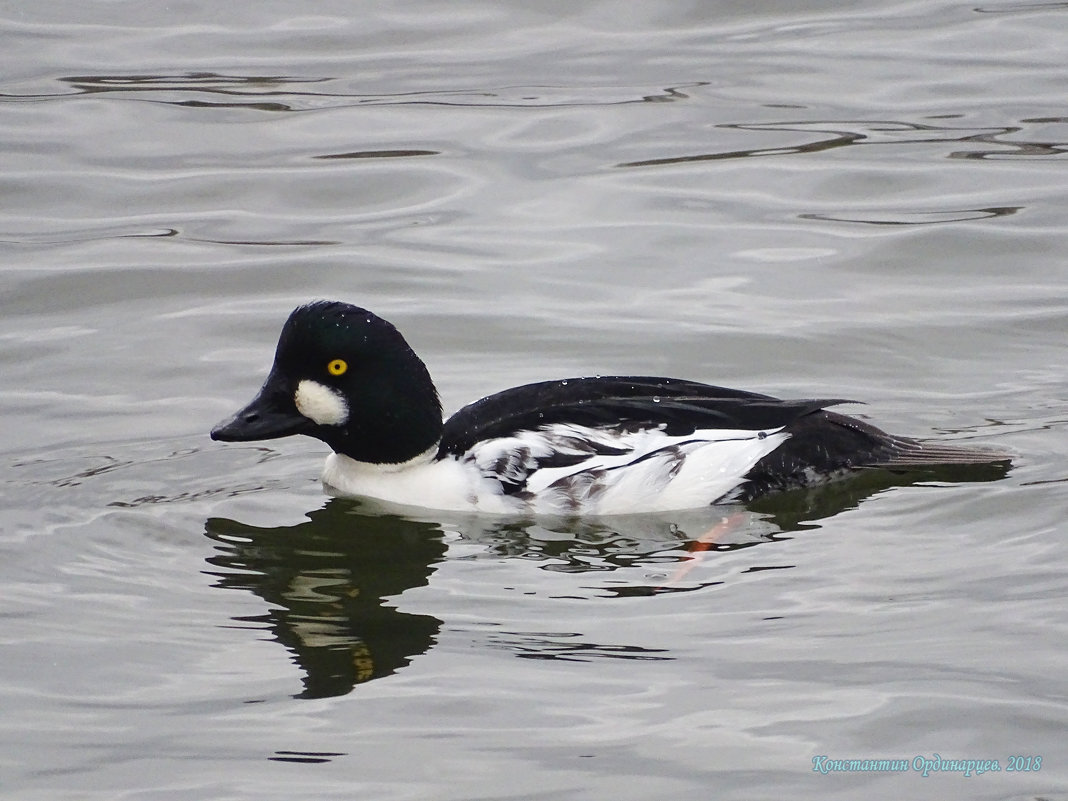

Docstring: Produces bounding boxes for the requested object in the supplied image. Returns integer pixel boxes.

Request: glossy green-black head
[210,301,443,464]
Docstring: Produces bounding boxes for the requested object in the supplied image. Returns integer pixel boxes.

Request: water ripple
[800,206,1022,226]
[617,118,1068,167]
[973,1,1068,11]
[313,149,439,160]
[7,72,703,110]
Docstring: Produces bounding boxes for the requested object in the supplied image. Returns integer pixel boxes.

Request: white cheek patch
[294,379,349,426]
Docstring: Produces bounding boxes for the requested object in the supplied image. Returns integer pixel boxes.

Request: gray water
[2,2,1066,799]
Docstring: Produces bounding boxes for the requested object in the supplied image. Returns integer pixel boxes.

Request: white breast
[321,448,518,514]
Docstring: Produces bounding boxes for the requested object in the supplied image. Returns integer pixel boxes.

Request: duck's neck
[327,413,442,465]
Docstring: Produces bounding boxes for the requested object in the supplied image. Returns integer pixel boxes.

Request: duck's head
[211,301,443,464]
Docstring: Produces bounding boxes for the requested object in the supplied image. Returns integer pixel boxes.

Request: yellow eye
[327,359,348,376]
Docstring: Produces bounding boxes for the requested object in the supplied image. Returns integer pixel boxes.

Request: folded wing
[438,376,856,510]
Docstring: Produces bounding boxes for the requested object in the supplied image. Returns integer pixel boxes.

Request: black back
[438,375,853,458]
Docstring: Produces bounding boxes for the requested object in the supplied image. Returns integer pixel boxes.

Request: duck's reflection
[203,461,1009,697]
[203,500,771,696]
[204,502,446,698]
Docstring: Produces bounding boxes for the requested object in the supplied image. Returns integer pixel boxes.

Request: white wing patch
[467,422,789,514]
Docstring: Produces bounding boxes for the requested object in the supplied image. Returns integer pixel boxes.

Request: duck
[210,300,1011,515]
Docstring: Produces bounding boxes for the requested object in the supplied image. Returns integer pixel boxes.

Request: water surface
[2,2,1067,799]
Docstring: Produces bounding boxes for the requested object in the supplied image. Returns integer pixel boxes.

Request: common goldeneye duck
[211,300,1011,515]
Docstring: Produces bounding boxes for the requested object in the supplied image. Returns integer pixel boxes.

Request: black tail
[865,433,1012,469]
[741,409,1012,500]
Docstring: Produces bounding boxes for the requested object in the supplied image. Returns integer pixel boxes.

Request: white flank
[294,379,349,426]
[473,423,789,514]
[320,422,790,515]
